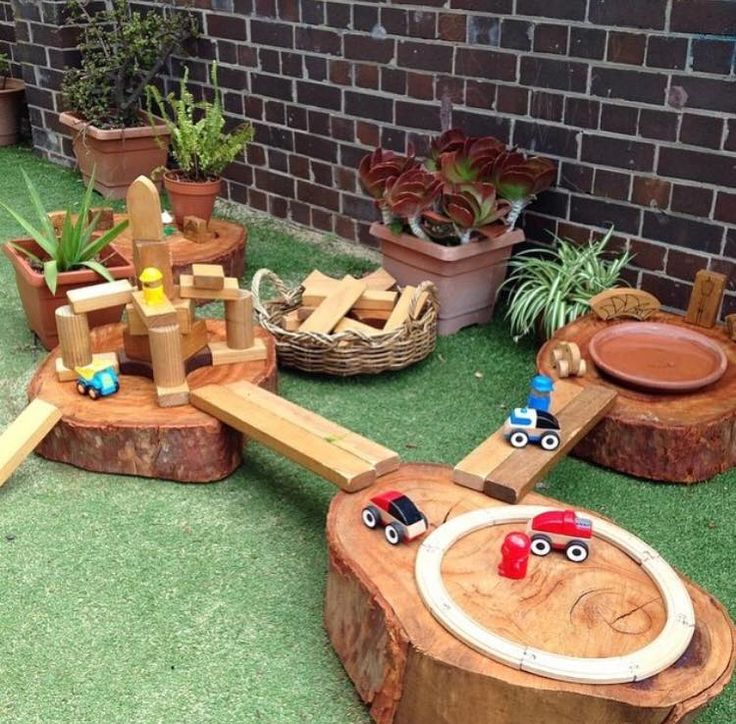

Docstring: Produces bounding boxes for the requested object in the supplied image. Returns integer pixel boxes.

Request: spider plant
[504,228,631,340]
[1,170,129,293]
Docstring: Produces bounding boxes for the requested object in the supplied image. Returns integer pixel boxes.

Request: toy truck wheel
[509,431,529,449]
[565,540,589,563]
[75,382,88,396]
[540,432,560,451]
[361,506,380,529]
[88,388,100,400]
[384,523,403,546]
[530,534,552,556]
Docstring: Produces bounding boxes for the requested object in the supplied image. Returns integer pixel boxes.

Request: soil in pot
[0,78,25,146]
[163,171,222,228]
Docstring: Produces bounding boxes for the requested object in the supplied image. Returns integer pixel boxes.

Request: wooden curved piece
[325,463,735,724]
[27,320,277,482]
[588,288,660,321]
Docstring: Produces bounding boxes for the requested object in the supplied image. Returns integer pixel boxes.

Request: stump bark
[27,321,277,482]
[537,312,736,482]
[325,463,735,724]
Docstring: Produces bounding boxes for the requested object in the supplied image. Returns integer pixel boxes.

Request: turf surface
[0,147,732,722]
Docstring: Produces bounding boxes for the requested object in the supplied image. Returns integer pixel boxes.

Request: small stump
[538,312,736,483]
[27,321,277,482]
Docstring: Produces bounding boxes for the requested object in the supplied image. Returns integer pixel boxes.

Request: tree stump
[325,463,735,724]
[537,312,736,482]
[27,321,277,482]
[111,216,246,285]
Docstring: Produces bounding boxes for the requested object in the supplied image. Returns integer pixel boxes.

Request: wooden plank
[126,176,163,241]
[226,380,400,476]
[300,277,367,333]
[67,280,134,314]
[190,384,376,492]
[384,285,416,331]
[179,275,242,301]
[208,339,267,365]
[302,288,398,312]
[483,385,617,503]
[362,267,397,291]
[453,380,583,492]
[0,399,61,487]
[685,269,727,328]
[192,263,225,290]
[131,290,178,329]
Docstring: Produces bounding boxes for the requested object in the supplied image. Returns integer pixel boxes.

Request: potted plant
[504,228,632,341]
[0,52,25,146]
[146,62,255,227]
[59,0,196,199]
[1,171,132,349]
[360,129,556,335]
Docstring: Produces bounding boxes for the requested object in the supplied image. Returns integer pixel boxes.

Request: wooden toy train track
[415,505,695,685]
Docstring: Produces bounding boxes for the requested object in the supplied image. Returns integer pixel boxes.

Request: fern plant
[146,62,254,181]
[503,228,632,340]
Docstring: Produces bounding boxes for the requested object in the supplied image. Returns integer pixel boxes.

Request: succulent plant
[443,183,510,244]
[438,136,506,186]
[426,128,467,171]
[491,151,557,229]
[358,148,417,223]
[384,168,443,240]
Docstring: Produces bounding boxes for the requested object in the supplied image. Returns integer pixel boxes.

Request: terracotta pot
[0,78,25,146]
[163,171,222,227]
[2,239,135,350]
[59,111,170,200]
[371,222,524,335]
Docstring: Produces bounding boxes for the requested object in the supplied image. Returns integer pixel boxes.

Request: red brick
[451,0,512,9]
[331,117,354,142]
[326,2,350,27]
[381,68,406,95]
[312,208,334,232]
[396,100,442,131]
[666,249,710,282]
[304,56,327,82]
[310,160,333,186]
[352,5,377,32]
[452,109,510,143]
[301,0,324,24]
[522,213,559,243]
[710,258,736,292]
[398,40,453,73]
[520,56,587,92]
[298,180,340,211]
[265,100,285,125]
[296,26,341,55]
[607,32,647,65]
[679,114,724,150]
[569,27,606,60]
[631,177,671,210]
[248,188,268,211]
[670,75,736,114]
[342,193,377,221]
[438,13,466,42]
[250,19,292,48]
[255,168,295,198]
[642,211,723,254]
[251,74,293,101]
[355,63,379,90]
[514,120,579,158]
[516,0,586,20]
[639,273,690,310]
[258,48,279,73]
[725,120,736,152]
[570,195,640,234]
[381,127,407,153]
[381,7,407,35]
[277,0,299,21]
[670,0,736,36]
[646,36,688,70]
[581,136,655,172]
[531,189,569,218]
[638,109,678,142]
[533,23,568,55]
[308,110,331,137]
[456,48,517,81]
[344,35,395,64]
[530,91,564,122]
[286,105,307,131]
[335,215,357,242]
[335,166,356,192]
[289,154,310,179]
[715,192,736,225]
[691,39,735,75]
[564,97,599,129]
[591,67,667,105]
[500,19,532,51]
[409,10,437,38]
[629,240,665,272]
[296,81,341,111]
[594,169,631,201]
[294,132,337,162]
[559,163,593,194]
[407,72,434,100]
[600,104,638,135]
[670,185,713,217]
[658,147,736,187]
[280,52,303,78]
[589,0,667,29]
[496,85,529,115]
[465,80,496,110]
[436,75,465,104]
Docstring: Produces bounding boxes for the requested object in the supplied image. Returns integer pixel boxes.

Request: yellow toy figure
[139,267,165,305]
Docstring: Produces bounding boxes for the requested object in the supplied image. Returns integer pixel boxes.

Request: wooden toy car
[361,490,428,545]
[503,408,561,450]
[526,509,592,563]
[75,364,120,400]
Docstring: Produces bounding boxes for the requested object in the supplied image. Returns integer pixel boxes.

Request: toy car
[75,364,120,400]
[361,490,428,545]
[526,509,592,563]
[504,407,561,450]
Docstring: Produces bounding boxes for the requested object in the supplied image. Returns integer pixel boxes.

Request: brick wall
[10,0,736,315]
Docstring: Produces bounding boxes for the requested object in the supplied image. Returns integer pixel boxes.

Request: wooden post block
[182,215,209,243]
[300,277,367,333]
[132,240,175,299]
[67,280,134,314]
[726,314,736,341]
[0,399,61,487]
[208,339,267,365]
[55,305,92,370]
[384,285,416,331]
[192,264,225,290]
[149,323,187,391]
[686,270,727,328]
[126,176,163,241]
[55,352,119,382]
[131,290,178,329]
[225,290,254,349]
[179,275,242,301]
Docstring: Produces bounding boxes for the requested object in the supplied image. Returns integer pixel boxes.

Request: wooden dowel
[149,324,186,389]
[55,305,92,369]
[225,290,254,349]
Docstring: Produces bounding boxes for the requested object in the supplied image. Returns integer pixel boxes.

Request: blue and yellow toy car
[75,363,120,400]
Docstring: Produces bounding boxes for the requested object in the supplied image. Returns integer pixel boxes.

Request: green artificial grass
[0,147,733,722]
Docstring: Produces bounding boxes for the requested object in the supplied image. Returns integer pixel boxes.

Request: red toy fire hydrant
[498,532,531,579]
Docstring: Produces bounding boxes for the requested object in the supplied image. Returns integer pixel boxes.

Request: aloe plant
[503,228,631,340]
[1,170,129,293]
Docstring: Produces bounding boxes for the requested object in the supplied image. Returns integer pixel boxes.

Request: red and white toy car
[361,490,429,545]
[526,509,593,563]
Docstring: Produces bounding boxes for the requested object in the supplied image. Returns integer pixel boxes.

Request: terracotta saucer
[588,322,727,392]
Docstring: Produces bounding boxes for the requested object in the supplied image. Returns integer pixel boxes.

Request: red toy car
[361,490,428,545]
[526,509,592,563]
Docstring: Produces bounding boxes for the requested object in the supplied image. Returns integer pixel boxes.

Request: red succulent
[443,183,510,242]
[438,136,506,185]
[491,151,557,202]
[427,128,468,170]
[384,167,443,219]
[358,148,417,202]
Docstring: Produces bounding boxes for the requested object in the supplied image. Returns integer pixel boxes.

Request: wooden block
[208,339,267,365]
[125,303,147,336]
[281,310,301,331]
[56,352,119,382]
[0,399,61,487]
[226,380,400,476]
[192,263,225,290]
[126,176,163,242]
[132,239,175,299]
[67,279,134,314]
[182,215,209,243]
[124,321,206,363]
[190,384,376,491]
[301,270,338,290]
[362,267,397,291]
[225,290,254,349]
[685,270,727,328]
[588,288,661,321]
[48,210,67,235]
[179,275,242,301]
[156,382,190,408]
[453,381,582,492]
[350,308,392,323]
[149,323,187,390]
[726,314,736,341]
[123,327,152,362]
[333,318,384,336]
[173,298,195,334]
[384,286,416,332]
[131,290,178,329]
[300,277,367,333]
[483,385,617,503]
[55,305,92,369]
[302,288,397,312]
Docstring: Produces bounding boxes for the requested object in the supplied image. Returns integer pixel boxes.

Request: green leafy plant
[504,228,632,340]
[146,62,254,181]
[62,0,197,129]
[1,171,129,293]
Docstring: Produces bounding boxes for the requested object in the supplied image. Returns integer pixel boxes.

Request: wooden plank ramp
[453,381,616,503]
[190,382,400,492]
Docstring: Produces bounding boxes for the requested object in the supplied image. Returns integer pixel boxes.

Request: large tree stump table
[111,215,246,284]
[325,463,735,724]
[537,312,736,483]
[27,321,276,482]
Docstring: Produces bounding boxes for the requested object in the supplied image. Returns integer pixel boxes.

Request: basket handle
[408,280,438,320]
[251,268,299,320]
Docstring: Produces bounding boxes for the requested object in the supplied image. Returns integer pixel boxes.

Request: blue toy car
[504,407,561,451]
[75,364,120,400]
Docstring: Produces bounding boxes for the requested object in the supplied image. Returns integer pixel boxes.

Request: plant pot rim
[59,110,170,139]
[163,169,222,186]
[2,238,134,289]
[0,78,25,94]
[370,221,524,262]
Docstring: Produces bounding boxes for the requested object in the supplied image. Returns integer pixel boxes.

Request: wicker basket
[251,268,438,376]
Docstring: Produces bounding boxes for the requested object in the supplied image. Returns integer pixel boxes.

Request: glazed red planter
[3,239,135,349]
[163,171,222,227]
[370,222,524,335]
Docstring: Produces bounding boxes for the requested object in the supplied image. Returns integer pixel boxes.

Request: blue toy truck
[75,364,120,400]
